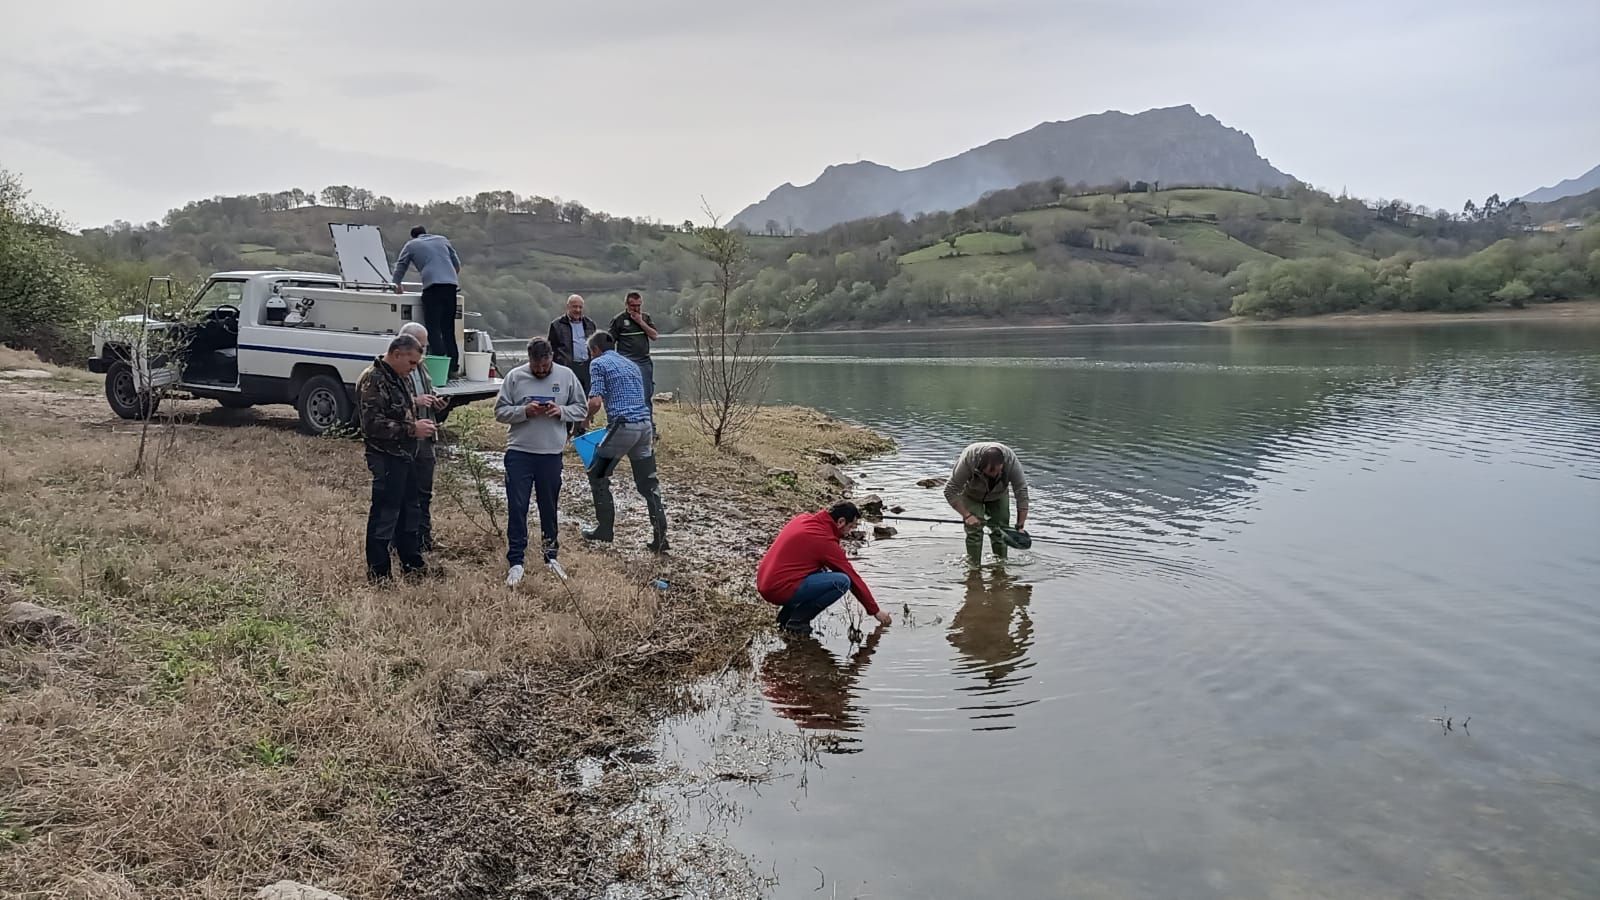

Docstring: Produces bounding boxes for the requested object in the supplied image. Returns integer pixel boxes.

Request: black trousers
[366,450,425,578]
[421,284,459,375]
[568,359,591,436]
[413,450,436,552]
[632,357,655,405]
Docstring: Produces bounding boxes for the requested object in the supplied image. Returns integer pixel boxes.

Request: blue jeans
[776,571,852,630]
[506,450,563,566]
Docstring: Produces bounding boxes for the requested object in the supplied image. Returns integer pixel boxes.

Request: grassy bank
[0,356,889,899]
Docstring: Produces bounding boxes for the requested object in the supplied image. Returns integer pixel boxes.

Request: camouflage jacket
[356,358,416,457]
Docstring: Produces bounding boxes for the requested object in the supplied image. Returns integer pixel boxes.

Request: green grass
[235,243,291,265]
[899,252,1034,278]
[1059,188,1296,221]
[1259,222,1370,261]
[900,231,1026,264]
[1154,221,1281,268]
[1009,207,1097,230]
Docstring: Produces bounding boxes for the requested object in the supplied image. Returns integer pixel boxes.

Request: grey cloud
[2,63,477,204]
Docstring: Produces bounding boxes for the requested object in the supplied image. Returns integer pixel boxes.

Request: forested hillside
[16,172,1600,366]
[726,179,1600,326]
[74,188,709,337]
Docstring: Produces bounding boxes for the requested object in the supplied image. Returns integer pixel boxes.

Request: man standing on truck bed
[356,334,438,581]
[607,291,658,414]
[392,226,462,378]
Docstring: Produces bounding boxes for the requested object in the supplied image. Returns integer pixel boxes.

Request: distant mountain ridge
[732,105,1294,233]
[1523,162,1600,204]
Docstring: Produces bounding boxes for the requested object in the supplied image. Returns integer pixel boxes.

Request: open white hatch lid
[328,223,392,286]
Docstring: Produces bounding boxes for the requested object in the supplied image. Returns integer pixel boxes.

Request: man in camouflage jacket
[357,334,437,579]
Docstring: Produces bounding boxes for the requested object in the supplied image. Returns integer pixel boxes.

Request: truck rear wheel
[296,375,352,436]
[105,359,158,420]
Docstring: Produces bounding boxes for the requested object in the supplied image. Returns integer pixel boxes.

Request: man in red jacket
[757,502,893,635]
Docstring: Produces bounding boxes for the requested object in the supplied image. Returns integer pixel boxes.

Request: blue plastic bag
[573,429,604,467]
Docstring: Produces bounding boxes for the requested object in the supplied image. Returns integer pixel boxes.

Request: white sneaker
[505,564,525,587]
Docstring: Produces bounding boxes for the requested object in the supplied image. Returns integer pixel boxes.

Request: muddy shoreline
[385,406,896,897]
[0,350,892,899]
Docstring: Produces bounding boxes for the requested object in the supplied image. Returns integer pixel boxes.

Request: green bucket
[423,355,450,387]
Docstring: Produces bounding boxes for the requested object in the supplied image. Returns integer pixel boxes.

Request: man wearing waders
[581,330,669,553]
[945,442,1029,565]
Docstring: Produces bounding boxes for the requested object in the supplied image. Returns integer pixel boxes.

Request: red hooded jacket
[756,510,880,616]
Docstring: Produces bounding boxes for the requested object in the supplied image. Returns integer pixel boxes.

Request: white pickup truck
[88,270,504,435]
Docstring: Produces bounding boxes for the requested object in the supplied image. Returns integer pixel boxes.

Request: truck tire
[105,359,158,420]
[296,375,352,436]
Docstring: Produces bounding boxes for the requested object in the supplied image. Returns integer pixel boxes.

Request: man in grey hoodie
[392,225,462,377]
[494,337,588,586]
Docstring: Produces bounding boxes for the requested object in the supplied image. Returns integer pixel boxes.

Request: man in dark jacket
[547,293,598,434]
[356,334,438,580]
[607,291,658,404]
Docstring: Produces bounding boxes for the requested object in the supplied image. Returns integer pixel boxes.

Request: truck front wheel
[105,359,158,420]
[296,375,353,436]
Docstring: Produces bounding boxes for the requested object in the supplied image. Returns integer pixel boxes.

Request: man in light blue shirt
[582,330,668,553]
[392,226,462,377]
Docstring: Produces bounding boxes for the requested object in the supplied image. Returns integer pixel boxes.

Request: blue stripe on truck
[238,344,374,362]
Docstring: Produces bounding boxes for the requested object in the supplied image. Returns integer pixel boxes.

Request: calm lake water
[641,322,1600,899]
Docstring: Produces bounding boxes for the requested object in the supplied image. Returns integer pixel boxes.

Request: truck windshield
[192,280,245,310]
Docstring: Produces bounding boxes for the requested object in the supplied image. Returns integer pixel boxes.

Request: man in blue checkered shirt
[582,330,669,552]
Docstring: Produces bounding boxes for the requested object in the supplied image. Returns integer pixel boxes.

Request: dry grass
[0,345,100,392]
[0,379,889,898]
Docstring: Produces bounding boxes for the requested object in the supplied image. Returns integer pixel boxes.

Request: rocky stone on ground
[444,669,489,702]
[2,600,78,641]
[845,528,867,542]
[818,465,854,490]
[890,505,905,514]
[255,882,348,900]
[916,477,942,488]
[813,447,848,464]
[651,392,674,404]
[0,368,52,380]
[872,525,898,538]
[858,493,884,511]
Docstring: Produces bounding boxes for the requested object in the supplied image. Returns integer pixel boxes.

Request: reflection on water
[947,569,1034,730]
[650,321,1600,899]
[759,631,881,747]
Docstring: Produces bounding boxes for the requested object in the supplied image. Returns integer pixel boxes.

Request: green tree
[684,211,777,447]
[0,169,109,360]
[1492,279,1533,309]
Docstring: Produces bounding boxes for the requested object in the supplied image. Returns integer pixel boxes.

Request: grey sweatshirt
[944,442,1030,511]
[493,363,588,454]
[392,233,461,287]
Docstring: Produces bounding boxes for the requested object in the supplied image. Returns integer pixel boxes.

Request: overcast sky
[3,0,1596,229]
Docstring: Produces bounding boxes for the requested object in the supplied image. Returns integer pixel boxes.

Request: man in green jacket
[356,334,438,580]
[944,442,1029,565]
